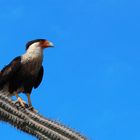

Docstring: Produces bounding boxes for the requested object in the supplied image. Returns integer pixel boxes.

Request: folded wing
[34,66,44,89]
[0,56,21,89]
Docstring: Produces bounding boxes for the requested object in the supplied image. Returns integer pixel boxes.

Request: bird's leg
[15,93,26,108]
[27,93,38,113]
[27,93,32,107]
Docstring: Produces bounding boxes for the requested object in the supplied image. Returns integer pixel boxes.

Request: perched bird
[0,39,54,110]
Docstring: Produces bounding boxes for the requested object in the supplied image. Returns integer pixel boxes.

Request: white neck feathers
[22,42,43,62]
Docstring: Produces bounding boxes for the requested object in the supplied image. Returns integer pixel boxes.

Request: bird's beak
[48,41,54,47]
[42,40,54,48]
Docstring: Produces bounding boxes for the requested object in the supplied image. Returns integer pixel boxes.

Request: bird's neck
[22,47,43,62]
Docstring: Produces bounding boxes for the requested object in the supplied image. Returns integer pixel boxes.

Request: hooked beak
[42,40,54,48]
[48,41,54,47]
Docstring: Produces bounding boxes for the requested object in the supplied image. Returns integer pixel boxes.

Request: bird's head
[26,39,54,51]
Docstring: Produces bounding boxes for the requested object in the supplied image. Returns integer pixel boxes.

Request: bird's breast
[21,55,43,75]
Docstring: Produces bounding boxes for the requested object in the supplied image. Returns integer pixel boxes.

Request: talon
[15,97,26,108]
[28,106,38,113]
[28,106,33,110]
[18,98,25,107]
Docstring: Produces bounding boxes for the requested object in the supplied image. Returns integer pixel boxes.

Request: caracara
[0,39,54,110]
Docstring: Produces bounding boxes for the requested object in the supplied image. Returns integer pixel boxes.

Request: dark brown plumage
[0,39,54,110]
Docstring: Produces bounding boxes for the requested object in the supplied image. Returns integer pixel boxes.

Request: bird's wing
[34,66,44,89]
[0,56,21,85]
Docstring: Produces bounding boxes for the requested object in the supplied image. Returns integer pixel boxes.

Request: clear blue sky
[0,0,140,140]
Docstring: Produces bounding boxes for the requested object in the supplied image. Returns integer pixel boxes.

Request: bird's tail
[0,70,2,84]
[0,71,4,90]
[0,71,10,96]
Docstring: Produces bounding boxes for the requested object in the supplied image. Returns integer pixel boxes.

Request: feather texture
[0,55,44,95]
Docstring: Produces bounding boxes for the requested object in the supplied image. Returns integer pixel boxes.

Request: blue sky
[0,0,140,140]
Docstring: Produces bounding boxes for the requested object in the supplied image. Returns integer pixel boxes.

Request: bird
[0,39,54,110]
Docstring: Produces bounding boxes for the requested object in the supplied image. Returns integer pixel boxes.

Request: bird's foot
[14,97,27,108]
[28,106,38,113]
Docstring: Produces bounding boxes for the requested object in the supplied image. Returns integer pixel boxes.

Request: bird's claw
[28,106,38,113]
[14,98,38,113]
[14,97,26,108]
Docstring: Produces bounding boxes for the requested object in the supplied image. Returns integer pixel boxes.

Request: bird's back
[0,55,43,94]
